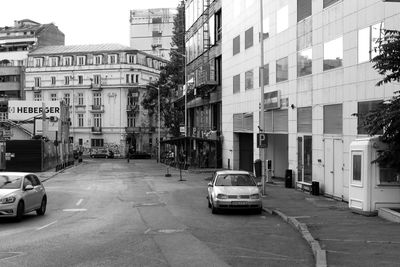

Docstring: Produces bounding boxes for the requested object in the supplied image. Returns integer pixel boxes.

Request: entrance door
[239,133,253,172]
[297,136,312,183]
[324,138,343,198]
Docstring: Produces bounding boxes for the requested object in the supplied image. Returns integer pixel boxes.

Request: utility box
[349,137,400,214]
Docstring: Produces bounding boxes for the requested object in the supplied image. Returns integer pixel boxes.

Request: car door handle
[330,171,334,174]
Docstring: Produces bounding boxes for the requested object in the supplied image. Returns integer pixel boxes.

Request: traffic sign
[257,133,268,148]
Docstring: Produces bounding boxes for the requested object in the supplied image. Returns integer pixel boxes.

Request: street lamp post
[259,0,267,194]
[157,86,161,164]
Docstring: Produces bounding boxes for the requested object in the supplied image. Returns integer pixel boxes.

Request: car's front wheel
[15,201,24,222]
[207,196,212,208]
[211,199,219,214]
[36,196,47,216]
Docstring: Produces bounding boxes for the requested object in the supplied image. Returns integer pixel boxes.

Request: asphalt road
[0,159,313,267]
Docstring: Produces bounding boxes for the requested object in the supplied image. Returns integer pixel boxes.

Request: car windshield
[0,175,23,189]
[215,174,256,186]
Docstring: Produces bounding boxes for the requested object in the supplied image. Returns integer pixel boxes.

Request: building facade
[183,0,222,168]
[24,44,168,157]
[0,19,65,100]
[130,8,177,60]
[222,0,400,200]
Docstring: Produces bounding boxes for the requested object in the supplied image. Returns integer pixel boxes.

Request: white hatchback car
[0,172,47,221]
[207,170,262,214]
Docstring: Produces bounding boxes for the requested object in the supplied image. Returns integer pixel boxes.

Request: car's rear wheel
[36,196,47,216]
[15,201,24,222]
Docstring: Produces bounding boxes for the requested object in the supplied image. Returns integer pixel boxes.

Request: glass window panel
[297,137,303,181]
[245,70,254,90]
[209,15,215,46]
[276,57,288,82]
[297,0,312,22]
[371,22,384,59]
[358,27,370,63]
[245,27,254,49]
[277,5,289,33]
[233,1,241,17]
[303,136,312,183]
[357,100,383,135]
[352,154,361,181]
[233,35,240,55]
[323,37,343,71]
[297,48,312,77]
[323,104,342,134]
[323,0,340,9]
[379,166,400,185]
[233,74,240,94]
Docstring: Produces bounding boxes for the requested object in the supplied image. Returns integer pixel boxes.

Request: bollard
[165,166,171,177]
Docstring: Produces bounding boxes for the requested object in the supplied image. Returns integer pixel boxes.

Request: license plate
[231,201,247,205]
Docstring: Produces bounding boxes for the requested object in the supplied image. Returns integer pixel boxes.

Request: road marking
[37,220,57,231]
[76,199,84,206]
[158,229,185,234]
[63,208,87,212]
[0,252,24,261]
[144,228,151,234]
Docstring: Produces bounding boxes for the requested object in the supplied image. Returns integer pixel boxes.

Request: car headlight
[217,194,228,199]
[1,195,16,204]
[250,194,260,199]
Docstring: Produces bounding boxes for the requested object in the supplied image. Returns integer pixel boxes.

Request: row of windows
[32,73,142,87]
[232,21,382,92]
[0,75,20,83]
[0,30,35,37]
[34,91,139,109]
[31,54,166,70]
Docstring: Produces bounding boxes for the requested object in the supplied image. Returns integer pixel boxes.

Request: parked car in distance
[0,172,47,221]
[128,151,151,159]
[207,170,262,214]
[90,148,114,159]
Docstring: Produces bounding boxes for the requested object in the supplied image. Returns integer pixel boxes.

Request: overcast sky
[0,0,181,46]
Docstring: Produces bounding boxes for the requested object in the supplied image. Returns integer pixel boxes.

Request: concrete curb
[40,163,77,182]
[272,209,327,267]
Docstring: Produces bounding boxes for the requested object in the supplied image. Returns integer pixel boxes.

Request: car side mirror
[25,184,34,191]
[208,182,213,187]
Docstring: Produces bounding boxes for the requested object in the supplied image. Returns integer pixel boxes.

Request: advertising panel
[8,101,60,121]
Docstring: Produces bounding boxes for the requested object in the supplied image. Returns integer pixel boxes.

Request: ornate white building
[24,44,168,157]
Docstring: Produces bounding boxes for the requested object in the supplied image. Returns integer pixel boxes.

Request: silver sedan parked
[0,172,47,221]
[207,170,262,214]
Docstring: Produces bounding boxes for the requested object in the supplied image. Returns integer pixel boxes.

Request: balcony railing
[91,126,102,134]
[90,105,104,113]
[90,83,103,91]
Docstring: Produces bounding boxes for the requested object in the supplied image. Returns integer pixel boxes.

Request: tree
[141,1,185,137]
[360,29,400,173]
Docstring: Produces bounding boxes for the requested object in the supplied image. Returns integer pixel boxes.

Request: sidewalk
[262,179,400,267]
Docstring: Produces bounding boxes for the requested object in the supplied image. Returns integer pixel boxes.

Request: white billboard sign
[8,101,60,121]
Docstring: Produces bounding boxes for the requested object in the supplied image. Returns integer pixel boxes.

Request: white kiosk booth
[349,137,400,214]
